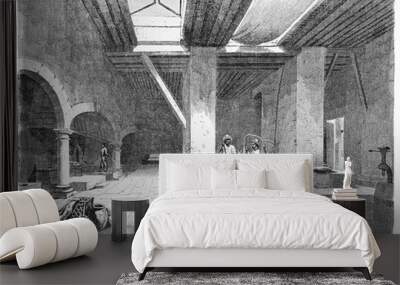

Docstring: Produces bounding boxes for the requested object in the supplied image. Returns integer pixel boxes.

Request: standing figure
[343,156,353,189]
[249,139,260,154]
[100,143,109,172]
[218,134,236,154]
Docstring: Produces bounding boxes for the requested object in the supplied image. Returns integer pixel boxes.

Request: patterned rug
[116,271,396,285]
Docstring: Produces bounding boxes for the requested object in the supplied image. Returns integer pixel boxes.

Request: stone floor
[66,165,159,230]
[57,166,392,234]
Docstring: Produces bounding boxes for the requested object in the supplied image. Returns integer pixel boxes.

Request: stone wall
[216,89,261,152]
[18,75,58,183]
[254,57,297,153]
[123,93,183,168]
[17,0,135,132]
[325,31,394,184]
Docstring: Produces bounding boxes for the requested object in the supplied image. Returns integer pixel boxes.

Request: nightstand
[332,197,366,218]
[111,198,149,242]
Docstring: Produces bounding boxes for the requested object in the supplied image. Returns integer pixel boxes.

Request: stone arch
[70,111,116,142]
[69,103,96,128]
[118,126,137,144]
[69,108,119,142]
[18,58,73,128]
[19,70,65,129]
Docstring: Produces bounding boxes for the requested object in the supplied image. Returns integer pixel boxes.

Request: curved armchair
[0,189,98,269]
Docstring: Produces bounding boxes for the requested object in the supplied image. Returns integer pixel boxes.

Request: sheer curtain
[0,0,17,192]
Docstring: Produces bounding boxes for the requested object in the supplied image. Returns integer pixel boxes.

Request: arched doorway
[70,112,116,174]
[121,133,137,171]
[18,71,65,189]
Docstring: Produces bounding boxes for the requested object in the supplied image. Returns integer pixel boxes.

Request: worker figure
[218,134,236,154]
[99,143,109,172]
[249,139,261,154]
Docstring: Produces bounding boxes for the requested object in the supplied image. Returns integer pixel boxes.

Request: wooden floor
[0,234,399,285]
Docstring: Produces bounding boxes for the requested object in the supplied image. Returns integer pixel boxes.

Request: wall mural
[17,0,394,234]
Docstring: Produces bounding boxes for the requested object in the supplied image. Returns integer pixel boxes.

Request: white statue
[343,156,353,189]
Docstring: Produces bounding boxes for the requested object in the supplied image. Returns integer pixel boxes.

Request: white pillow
[211,168,236,191]
[167,163,211,191]
[236,169,268,189]
[237,159,307,191]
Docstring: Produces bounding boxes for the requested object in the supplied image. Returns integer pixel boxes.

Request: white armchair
[0,189,98,269]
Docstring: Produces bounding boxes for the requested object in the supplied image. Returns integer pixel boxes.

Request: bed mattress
[131,190,380,273]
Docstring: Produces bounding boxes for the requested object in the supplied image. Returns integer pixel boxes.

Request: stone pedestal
[183,47,217,153]
[54,129,75,198]
[296,47,326,166]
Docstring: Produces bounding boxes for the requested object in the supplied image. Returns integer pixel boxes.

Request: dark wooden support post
[350,52,368,111]
[273,67,285,149]
[141,54,187,128]
[324,53,338,84]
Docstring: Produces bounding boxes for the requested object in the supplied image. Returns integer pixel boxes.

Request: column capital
[112,142,122,151]
[54,128,73,135]
[54,128,73,139]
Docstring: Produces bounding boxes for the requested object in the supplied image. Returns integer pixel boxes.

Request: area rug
[116,272,396,285]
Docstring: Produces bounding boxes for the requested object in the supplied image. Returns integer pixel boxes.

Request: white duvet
[131,190,380,273]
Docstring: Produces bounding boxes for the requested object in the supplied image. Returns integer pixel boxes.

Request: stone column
[296,47,326,166]
[184,47,217,153]
[54,129,75,198]
[113,143,122,178]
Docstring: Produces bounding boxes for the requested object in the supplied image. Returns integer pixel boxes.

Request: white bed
[131,154,380,280]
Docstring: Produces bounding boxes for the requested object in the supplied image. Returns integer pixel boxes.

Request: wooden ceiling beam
[81,0,136,51]
[336,12,394,47]
[116,0,137,46]
[350,21,394,48]
[183,0,251,47]
[141,54,186,127]
[279,0,347,47]
[220,72,250,98]
[96,0,123,47]
[312,0,380,46]
[182,0,196,45]
[200,0,223,44]
[206,0,232,46]
[320,1,392,47]
[213,0,241,47]
[217,0,252,47]
[104,0,129,48]
[191,0,209,44]
[217,72,242,97]
[295,0,373,47]
[230,72,270,98]
[81,0,113,46]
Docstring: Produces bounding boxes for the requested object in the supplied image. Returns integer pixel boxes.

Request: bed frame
[138,154,371,281]
[140,248,371,280]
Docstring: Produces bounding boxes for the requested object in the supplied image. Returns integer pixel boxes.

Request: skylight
[127,0,184,47]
